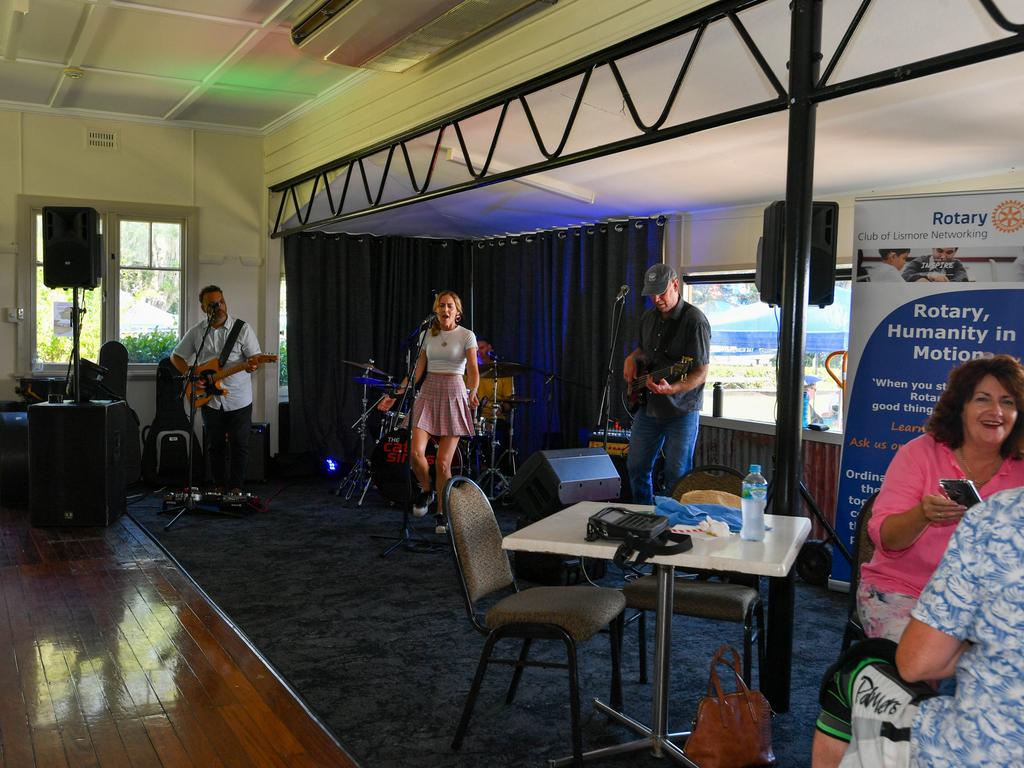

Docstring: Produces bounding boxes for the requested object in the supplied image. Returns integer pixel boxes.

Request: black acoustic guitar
[625,357,693,414]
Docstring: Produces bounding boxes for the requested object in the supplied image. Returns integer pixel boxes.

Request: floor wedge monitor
[511,447,621,522]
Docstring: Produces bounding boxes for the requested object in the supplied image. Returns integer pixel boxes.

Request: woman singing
[380,291,479,515]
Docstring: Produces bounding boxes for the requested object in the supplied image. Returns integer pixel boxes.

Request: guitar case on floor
[142,357,204,487]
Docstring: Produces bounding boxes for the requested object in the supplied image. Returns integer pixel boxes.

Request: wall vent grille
[86,129,118,150]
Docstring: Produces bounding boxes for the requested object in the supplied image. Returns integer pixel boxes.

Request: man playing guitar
[623,263,710,504]
[172,285,268,493]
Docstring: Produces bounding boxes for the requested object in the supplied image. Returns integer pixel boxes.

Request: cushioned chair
[443,476,625,766]
[841,492,878,650]
[625,464,764,686]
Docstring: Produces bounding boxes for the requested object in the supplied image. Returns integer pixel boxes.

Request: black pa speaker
[756,201,839,308]
[510,447,621,522]
[29,401,127,526]
[42,206,102,289]
[0,411,30,508]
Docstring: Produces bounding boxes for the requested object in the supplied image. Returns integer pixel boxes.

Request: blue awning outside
[706,287,851,354]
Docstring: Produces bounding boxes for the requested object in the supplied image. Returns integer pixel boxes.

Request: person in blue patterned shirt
[812,484,1024,767]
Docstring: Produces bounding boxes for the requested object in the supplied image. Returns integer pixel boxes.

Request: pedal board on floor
[162,489,266,515]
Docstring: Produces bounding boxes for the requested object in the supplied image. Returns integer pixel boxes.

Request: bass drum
[371,429,464,504]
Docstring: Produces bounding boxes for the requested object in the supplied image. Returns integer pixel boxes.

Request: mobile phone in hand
[939,478,983,508]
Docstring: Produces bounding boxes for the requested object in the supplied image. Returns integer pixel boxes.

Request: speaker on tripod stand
[43,207,102,290]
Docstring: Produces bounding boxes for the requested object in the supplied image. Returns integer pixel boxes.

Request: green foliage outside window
[279,338,288,387]
[122,330,179,363]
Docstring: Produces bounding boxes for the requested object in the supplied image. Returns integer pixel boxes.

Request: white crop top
[421,326,477,374]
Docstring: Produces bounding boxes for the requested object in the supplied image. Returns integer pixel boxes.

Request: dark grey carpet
[129,479,846,768]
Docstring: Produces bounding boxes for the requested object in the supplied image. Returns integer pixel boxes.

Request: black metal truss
[270,0,1024,238]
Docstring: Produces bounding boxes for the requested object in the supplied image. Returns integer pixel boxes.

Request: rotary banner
[832,190,1024,584]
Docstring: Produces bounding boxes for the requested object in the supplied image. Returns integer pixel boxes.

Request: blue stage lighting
[324,457,339,474]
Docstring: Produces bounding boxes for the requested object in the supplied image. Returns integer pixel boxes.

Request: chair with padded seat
[625,463,764,686]
[443,476,625,766]
[841,492,878,650]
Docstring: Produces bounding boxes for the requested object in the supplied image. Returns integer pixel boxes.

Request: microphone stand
[595,292,627,452]
[374,316,443,556]
[163,309,243,530]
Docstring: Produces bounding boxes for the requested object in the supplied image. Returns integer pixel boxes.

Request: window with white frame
[685,275,851,430]
[30,205,189,368]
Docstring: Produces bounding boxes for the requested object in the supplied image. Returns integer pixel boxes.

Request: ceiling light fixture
[63,66,85,79]
[291,0,357,44]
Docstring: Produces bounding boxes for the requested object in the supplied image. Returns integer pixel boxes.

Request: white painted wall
[0,111,266,437]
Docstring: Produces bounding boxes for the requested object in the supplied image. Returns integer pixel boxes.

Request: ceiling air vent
[86,129,118,151]
[292,0,556,73]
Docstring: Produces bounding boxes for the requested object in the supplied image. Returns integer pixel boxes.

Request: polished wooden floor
[0,505,359,767]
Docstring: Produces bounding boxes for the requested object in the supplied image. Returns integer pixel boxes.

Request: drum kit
[334,357,534,504]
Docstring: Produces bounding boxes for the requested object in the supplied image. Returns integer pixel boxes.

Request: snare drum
[474,416,494,437]
[371,429,464,504]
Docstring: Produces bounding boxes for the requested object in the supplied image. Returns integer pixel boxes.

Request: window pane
[688,280,849,430]
[152,222,181,268]
[119,268,180,363]
[35,266,103,364]
[120,221,151,267]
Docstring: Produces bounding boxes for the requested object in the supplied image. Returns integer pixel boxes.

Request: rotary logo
[991,199,1024,233]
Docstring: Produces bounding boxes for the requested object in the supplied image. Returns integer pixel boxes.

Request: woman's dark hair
[927,354,1024,457]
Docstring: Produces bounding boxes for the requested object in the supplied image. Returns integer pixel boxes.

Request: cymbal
[503,395,535,406]
[352,376,390,388]
[479,361,531,376]
[343,359,391,378]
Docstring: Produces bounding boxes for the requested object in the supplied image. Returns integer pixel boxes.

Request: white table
[503,501,810,766]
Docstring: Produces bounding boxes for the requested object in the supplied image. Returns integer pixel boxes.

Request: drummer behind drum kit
[334,358,534,505]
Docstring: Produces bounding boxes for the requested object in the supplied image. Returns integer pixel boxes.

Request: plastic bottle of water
[741,464,768,542]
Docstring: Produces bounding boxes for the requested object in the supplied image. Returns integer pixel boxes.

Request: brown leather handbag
[684,644,776,768]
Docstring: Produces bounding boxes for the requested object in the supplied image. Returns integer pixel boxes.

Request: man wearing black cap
[623,263,710,504]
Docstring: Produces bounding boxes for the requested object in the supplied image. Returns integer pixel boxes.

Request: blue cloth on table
[654,496,744,533]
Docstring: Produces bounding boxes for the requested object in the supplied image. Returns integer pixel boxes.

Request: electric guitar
[187,354,278,408]
[624,357,693,414]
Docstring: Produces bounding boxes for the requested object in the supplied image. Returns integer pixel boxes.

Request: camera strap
[613,529,693,570]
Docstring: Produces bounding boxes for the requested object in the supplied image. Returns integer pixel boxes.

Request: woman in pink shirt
[857,354,1024,642]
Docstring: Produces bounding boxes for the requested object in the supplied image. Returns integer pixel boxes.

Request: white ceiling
[0,0,363,133]
[277,0,1024,238]
[2,0,1023,238]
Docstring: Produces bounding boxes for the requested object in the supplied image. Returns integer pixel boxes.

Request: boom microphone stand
[163,304,242,530]
[373,313,443,556]
[595,284,629,452]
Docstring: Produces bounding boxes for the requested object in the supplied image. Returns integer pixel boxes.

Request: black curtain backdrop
[284,220,661,462]
[284,233,471,457]
[469,220,662,454]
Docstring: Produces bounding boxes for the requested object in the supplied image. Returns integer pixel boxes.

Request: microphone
[420,313,435,326]
[486,349,497,360]
[615,284,630,301]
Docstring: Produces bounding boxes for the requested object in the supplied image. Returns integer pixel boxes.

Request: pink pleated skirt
[410,374,475,437]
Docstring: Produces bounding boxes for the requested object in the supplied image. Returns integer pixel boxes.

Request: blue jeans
[627,409,700,505]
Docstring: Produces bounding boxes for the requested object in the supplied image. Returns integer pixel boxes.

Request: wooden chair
[841,493,878,650]
[443,476,625,766]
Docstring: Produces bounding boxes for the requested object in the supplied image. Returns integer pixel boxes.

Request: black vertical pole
[763,0,822,714]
